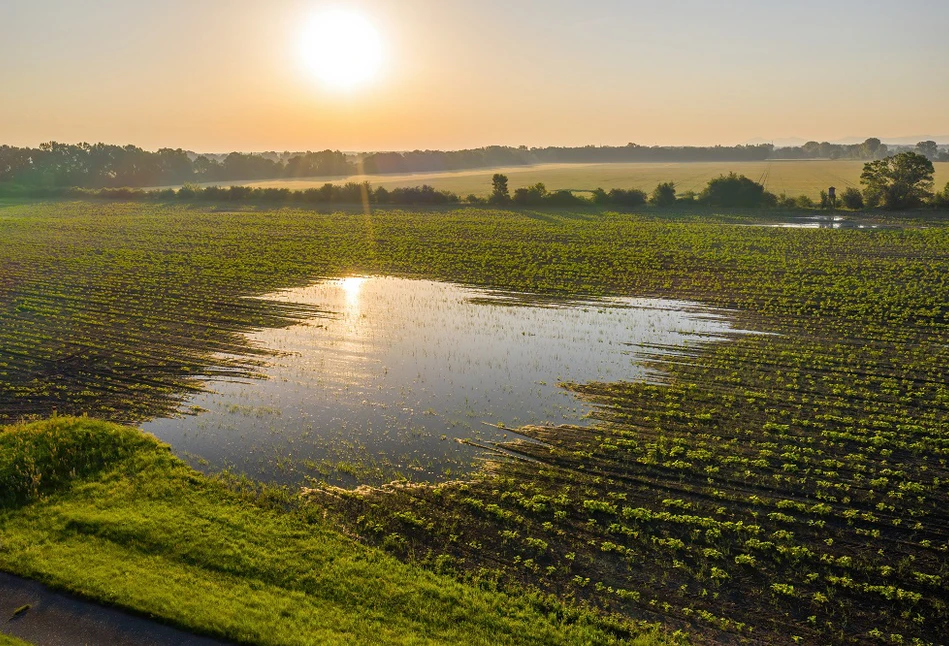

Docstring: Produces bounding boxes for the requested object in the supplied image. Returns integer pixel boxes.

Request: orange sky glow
[2,0,947,152]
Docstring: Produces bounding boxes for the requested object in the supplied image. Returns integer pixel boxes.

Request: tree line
[770,138,949,162]
[5,152,943,212]
[0,142,353,189]
[3,140,946,190]
[0,142,776,189]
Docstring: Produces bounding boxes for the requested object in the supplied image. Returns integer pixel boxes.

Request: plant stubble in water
[142,277,752,486]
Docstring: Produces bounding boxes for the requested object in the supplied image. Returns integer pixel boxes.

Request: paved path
[0,572,231,646]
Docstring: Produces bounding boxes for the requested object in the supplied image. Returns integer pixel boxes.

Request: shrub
[776,193,797,208]
[930,182,949,208]
[388,185,456,204]
[373,186,390,203]
[701,173,768,207]
[608,188,648,207]
[512,183,548,206]
[545,190,585,206]
[795,195,815,209]
[650,182,677,207]
[841,187,864,210]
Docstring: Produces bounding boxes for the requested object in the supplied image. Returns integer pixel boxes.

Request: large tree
[860,152,935,210]
[915,140,938,161]
[701,172,769,207]
[489,173,510,204]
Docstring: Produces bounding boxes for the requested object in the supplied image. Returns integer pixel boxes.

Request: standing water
[143,277,751,486]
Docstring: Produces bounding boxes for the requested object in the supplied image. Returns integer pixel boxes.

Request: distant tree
[388,184,456,204]
[650,182,677,207]
[802,141,821,157]
[931,182,949,208]
[775,193,797,208]
[677,190,698,203]
[700,173,768,207]
[861,152,935,210]
[156,148,194,184]
[373,186,390,203]
[489,173,510,204]
[608,188,648,207]
[545,190,585,206]
[863,137,882,158]
[591,187,609,205]
[285,150,353,178]
[193,155,221,181]
[915,140,938,161]
[512,183,548,206]
[795,195,815,209]
[840,187,864,210]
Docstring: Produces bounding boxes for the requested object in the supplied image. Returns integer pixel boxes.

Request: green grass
[0,635,33,646]
[162,160,949,200]
[0,417,667,645]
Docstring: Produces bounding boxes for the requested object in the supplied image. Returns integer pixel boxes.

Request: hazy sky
[2,0,947,151]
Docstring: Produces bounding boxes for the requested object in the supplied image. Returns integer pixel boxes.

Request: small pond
[143,277,752,486]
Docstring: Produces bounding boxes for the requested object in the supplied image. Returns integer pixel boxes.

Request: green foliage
[930,182,949,209]
[650,182,677,207]
[512,183,549,206]
[489,174,510,204]
[795,194,815,208]
[840,187,864,210]
[0,417,157,508]
[861,152,935,210]
[606,188,648,207]
[700,173,769,208]
[0,635,32,646]
[775,193,797,208]
[0,418,665,646]
[915,140,938,161]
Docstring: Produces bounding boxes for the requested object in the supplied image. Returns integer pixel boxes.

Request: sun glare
[299,9,383,91]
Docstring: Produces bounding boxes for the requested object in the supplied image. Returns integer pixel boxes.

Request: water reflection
[759,216,885,229]
[143,277,754,487]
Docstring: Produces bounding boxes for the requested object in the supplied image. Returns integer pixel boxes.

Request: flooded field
[759,215,886,229]
[143,277,750,486]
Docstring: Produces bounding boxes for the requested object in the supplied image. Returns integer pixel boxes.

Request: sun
[299,9,384,91]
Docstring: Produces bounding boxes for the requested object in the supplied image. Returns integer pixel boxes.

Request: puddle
[143,277,753,486]
[756,216,885,229]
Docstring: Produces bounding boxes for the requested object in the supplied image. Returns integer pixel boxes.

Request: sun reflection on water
[143,277,756,487]
[339,276,365,313]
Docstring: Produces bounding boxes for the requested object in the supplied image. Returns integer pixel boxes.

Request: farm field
[166,160,949,200]
[1,200,949,645]
[0,417,647,646]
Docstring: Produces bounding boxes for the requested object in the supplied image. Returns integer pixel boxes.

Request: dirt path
[0,572,230,646]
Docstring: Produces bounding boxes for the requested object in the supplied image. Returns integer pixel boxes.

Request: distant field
[170,160,949,199]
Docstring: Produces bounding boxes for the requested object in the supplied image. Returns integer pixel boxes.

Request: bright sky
[2,0,947,151]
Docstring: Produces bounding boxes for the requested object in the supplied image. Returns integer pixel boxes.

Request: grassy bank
[0,635,31,646]
[0,417,666,645]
